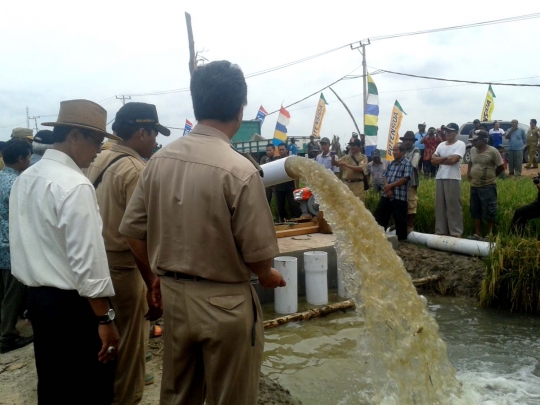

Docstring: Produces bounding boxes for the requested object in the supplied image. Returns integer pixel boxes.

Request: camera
[533,174,540,185]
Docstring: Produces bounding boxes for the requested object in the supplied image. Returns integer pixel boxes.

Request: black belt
[162,271,207,282]
[343,179,362,183]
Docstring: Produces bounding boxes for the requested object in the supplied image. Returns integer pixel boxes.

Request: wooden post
[185,12,196,76]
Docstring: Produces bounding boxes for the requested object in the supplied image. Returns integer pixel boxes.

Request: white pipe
[304,251,329,305]
[261,156,299,187]
[386,230,492,257]
[274,256,298,314]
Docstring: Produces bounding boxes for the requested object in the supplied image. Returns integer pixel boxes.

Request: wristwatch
[97,308,115,325]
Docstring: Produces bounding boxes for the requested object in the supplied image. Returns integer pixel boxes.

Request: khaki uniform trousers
[344,181,365,202]
[527,142,538,167]
[160,276,264,405]
[108,252,149,405]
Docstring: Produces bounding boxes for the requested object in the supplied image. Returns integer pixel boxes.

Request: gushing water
[285,158,474,405]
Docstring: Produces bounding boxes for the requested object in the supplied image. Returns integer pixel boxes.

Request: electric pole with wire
[350,39,371,135]
[116,95,131,105]
[26,107,30,129]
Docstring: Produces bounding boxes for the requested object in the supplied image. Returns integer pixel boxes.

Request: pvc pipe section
[304,251,329,305]
[274,256,298,314]
[386,230,492,257]
[261,156,299,187]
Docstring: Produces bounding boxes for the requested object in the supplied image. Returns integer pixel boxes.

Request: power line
[372,68,540,87]
[96,12,540,101]
[364,12,540,42]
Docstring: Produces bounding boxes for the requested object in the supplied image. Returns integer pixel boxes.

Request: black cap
[471,130,489,141]
[320,137,330,144]
[352,132,359,138]
[34,129,55,145]
[113,102,170,136]
[442,123,459,132]
[473,119,480,124]
[348,139,362,147]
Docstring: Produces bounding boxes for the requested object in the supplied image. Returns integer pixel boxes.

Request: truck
[231,120,312,160]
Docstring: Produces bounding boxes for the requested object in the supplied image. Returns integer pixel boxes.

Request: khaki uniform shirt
[526,127,540,145]
[119,124,279,283]
[470,146,503,187]
[86,144,145,255]
[0,158,4,171]
[337,153,368,180]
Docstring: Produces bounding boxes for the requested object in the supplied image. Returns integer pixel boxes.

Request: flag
[311,93,328,138]
[480,85,496,122]
[364,73,379,157]
[385,100,406,162]
[183,119,193,136]
[273,106,290,148]
[255,105,268,125]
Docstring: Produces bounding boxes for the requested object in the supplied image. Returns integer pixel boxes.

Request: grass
[367,175,540,312]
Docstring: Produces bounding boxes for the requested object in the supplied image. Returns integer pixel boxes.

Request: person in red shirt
[421,127,443,177]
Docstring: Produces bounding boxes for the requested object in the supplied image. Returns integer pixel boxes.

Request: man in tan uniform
[525,119,540,169]
[119,61,286,405]
[333,138,368,201]
[86,102,168,405]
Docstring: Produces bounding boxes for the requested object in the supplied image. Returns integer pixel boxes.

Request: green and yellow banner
[311,93,328,138]
[481,85,495,122]
[385,100,406,162]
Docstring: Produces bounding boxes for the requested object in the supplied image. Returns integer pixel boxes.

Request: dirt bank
[396,242,485,298]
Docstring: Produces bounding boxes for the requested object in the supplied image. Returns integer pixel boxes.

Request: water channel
[262,295,540,405]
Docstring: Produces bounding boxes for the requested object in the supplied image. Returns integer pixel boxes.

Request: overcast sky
[1,0,538,149]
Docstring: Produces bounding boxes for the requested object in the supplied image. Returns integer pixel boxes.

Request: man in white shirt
[315,137,339,175]
[9,99,121,405]
[431,122,466,237]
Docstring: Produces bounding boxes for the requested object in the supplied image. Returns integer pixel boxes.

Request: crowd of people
[1,57,540,405]
[288,119,540,242]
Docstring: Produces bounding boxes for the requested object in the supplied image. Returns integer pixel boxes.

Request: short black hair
[266,143,274,149]
[2,139,32,165]
[115,123,154,141]
[396,142,406,152]
[532,119,537,125]
[278,143,286,149]
[190,61,247,122]
[52,126,74,143]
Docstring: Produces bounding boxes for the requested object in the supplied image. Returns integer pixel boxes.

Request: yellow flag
[386,100,406,161]
[480,85,496,121]
[311,93,328,137]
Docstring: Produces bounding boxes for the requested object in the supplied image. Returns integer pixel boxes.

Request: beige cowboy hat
[42,99,121,141]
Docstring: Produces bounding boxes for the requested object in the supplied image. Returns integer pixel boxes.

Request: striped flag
[255,105,268,125]
[273,106,290,147]
[364,73,379,157]
[183,119,193,136]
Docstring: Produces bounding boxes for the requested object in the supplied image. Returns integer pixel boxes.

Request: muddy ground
[0,244,484,404]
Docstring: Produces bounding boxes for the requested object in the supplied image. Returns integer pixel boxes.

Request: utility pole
[116,95,131,105]
[185,12,196,76]
[29,116,39,132]
[350,39,371,135]
[26,106,30,129]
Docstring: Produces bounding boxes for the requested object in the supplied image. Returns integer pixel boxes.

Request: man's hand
[97,323,119,364]
[145,279,163,322]
[258,268,286,289]
[383,184,393,193]
[467,173,472,182]
[385,189,393,198]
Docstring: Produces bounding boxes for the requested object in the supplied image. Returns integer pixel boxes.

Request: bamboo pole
[329,87,362,140]
[263,274,443,329]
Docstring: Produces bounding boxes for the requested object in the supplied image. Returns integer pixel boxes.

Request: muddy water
[262,296,540,405]
[285,158,465,404]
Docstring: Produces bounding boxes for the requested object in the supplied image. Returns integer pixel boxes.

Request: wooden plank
[276,225,319,238]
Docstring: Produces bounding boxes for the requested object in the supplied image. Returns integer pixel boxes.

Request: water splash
[286,158,472,405]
